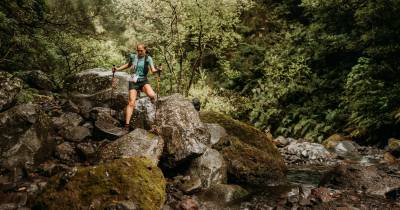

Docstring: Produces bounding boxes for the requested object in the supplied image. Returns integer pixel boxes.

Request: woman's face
[136,45,146,57]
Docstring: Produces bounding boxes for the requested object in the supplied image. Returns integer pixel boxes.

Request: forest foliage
[1,0,399,143]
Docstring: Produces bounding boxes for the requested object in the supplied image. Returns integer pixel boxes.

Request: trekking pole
[154,67,161,125]
[110,65,116,116]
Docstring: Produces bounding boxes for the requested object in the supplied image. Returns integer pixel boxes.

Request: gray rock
[155,94,210,167]
[55,142,78,163]
[334,140,359,157]
[90,107,119,125]
[90,107,125,140]
[0,71,23,111]
[134,97,155,130]
[200,184,248,203]
[0,104,37,149]
[287,141,331,160]
[62,100,80,113]
[66,68,129,95]
[99,128,164,165]
[0,104,54,172]
[2,127,41,170]
[65,68,130,110]
[178,176,203,194]
[16,70,55,90]
[94,120,128,140]
[188,148,227,189]
[61,126,91,142]
[51,112,84,129]
[76,142,96,160]
[273,136,291,147]
[74,99,93,119]
[206,123,227,146]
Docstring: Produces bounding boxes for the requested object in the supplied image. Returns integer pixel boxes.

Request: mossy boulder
[33,157,166,210]
[388,138,400,157]
[200,112,276,151]
[200,111,286,185]
[322,134,351,150]
[99,128,164,165]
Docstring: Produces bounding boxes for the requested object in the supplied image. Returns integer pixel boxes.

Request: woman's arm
[149,65,160,73]
[115,62,132,71]
[148,56,161,73]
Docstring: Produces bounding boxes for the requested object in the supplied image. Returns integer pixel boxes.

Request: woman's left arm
[149,56,161,73]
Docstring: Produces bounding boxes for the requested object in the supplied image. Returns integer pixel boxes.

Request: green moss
[200,111,281,158]
[33,157,166,210]
[200,111,273,149]
[219,135,286,185]
[15,88,37,104]
[231,185,249,200]
[15,88,54,105]
[200,111,286,185]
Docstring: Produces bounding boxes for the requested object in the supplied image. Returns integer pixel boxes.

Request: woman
[112,44,161,131]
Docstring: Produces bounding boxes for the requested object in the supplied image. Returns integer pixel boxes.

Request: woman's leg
[142,84,156,102]
[125,89,138,125]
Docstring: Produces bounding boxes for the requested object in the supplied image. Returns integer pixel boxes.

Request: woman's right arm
[115,63,131,71]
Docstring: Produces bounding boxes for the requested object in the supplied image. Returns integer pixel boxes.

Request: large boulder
[65,68,130,110]
[200,111,286,186]
[61,126,91,142]
[134,97,156,130]
[32,157,166,210]
[154,94,210,168]
[51,112,84,129]
[88,107,127,140]
[99,128,164,165]
[0,104,54,171]
[0,71,23,111]
[16,70,55,90]
[187,148,227,189]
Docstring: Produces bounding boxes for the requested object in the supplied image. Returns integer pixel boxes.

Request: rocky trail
[1,69,400,210]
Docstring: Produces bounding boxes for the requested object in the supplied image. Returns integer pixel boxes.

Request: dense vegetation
[1,0,399,144]
[228,0,400,143]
